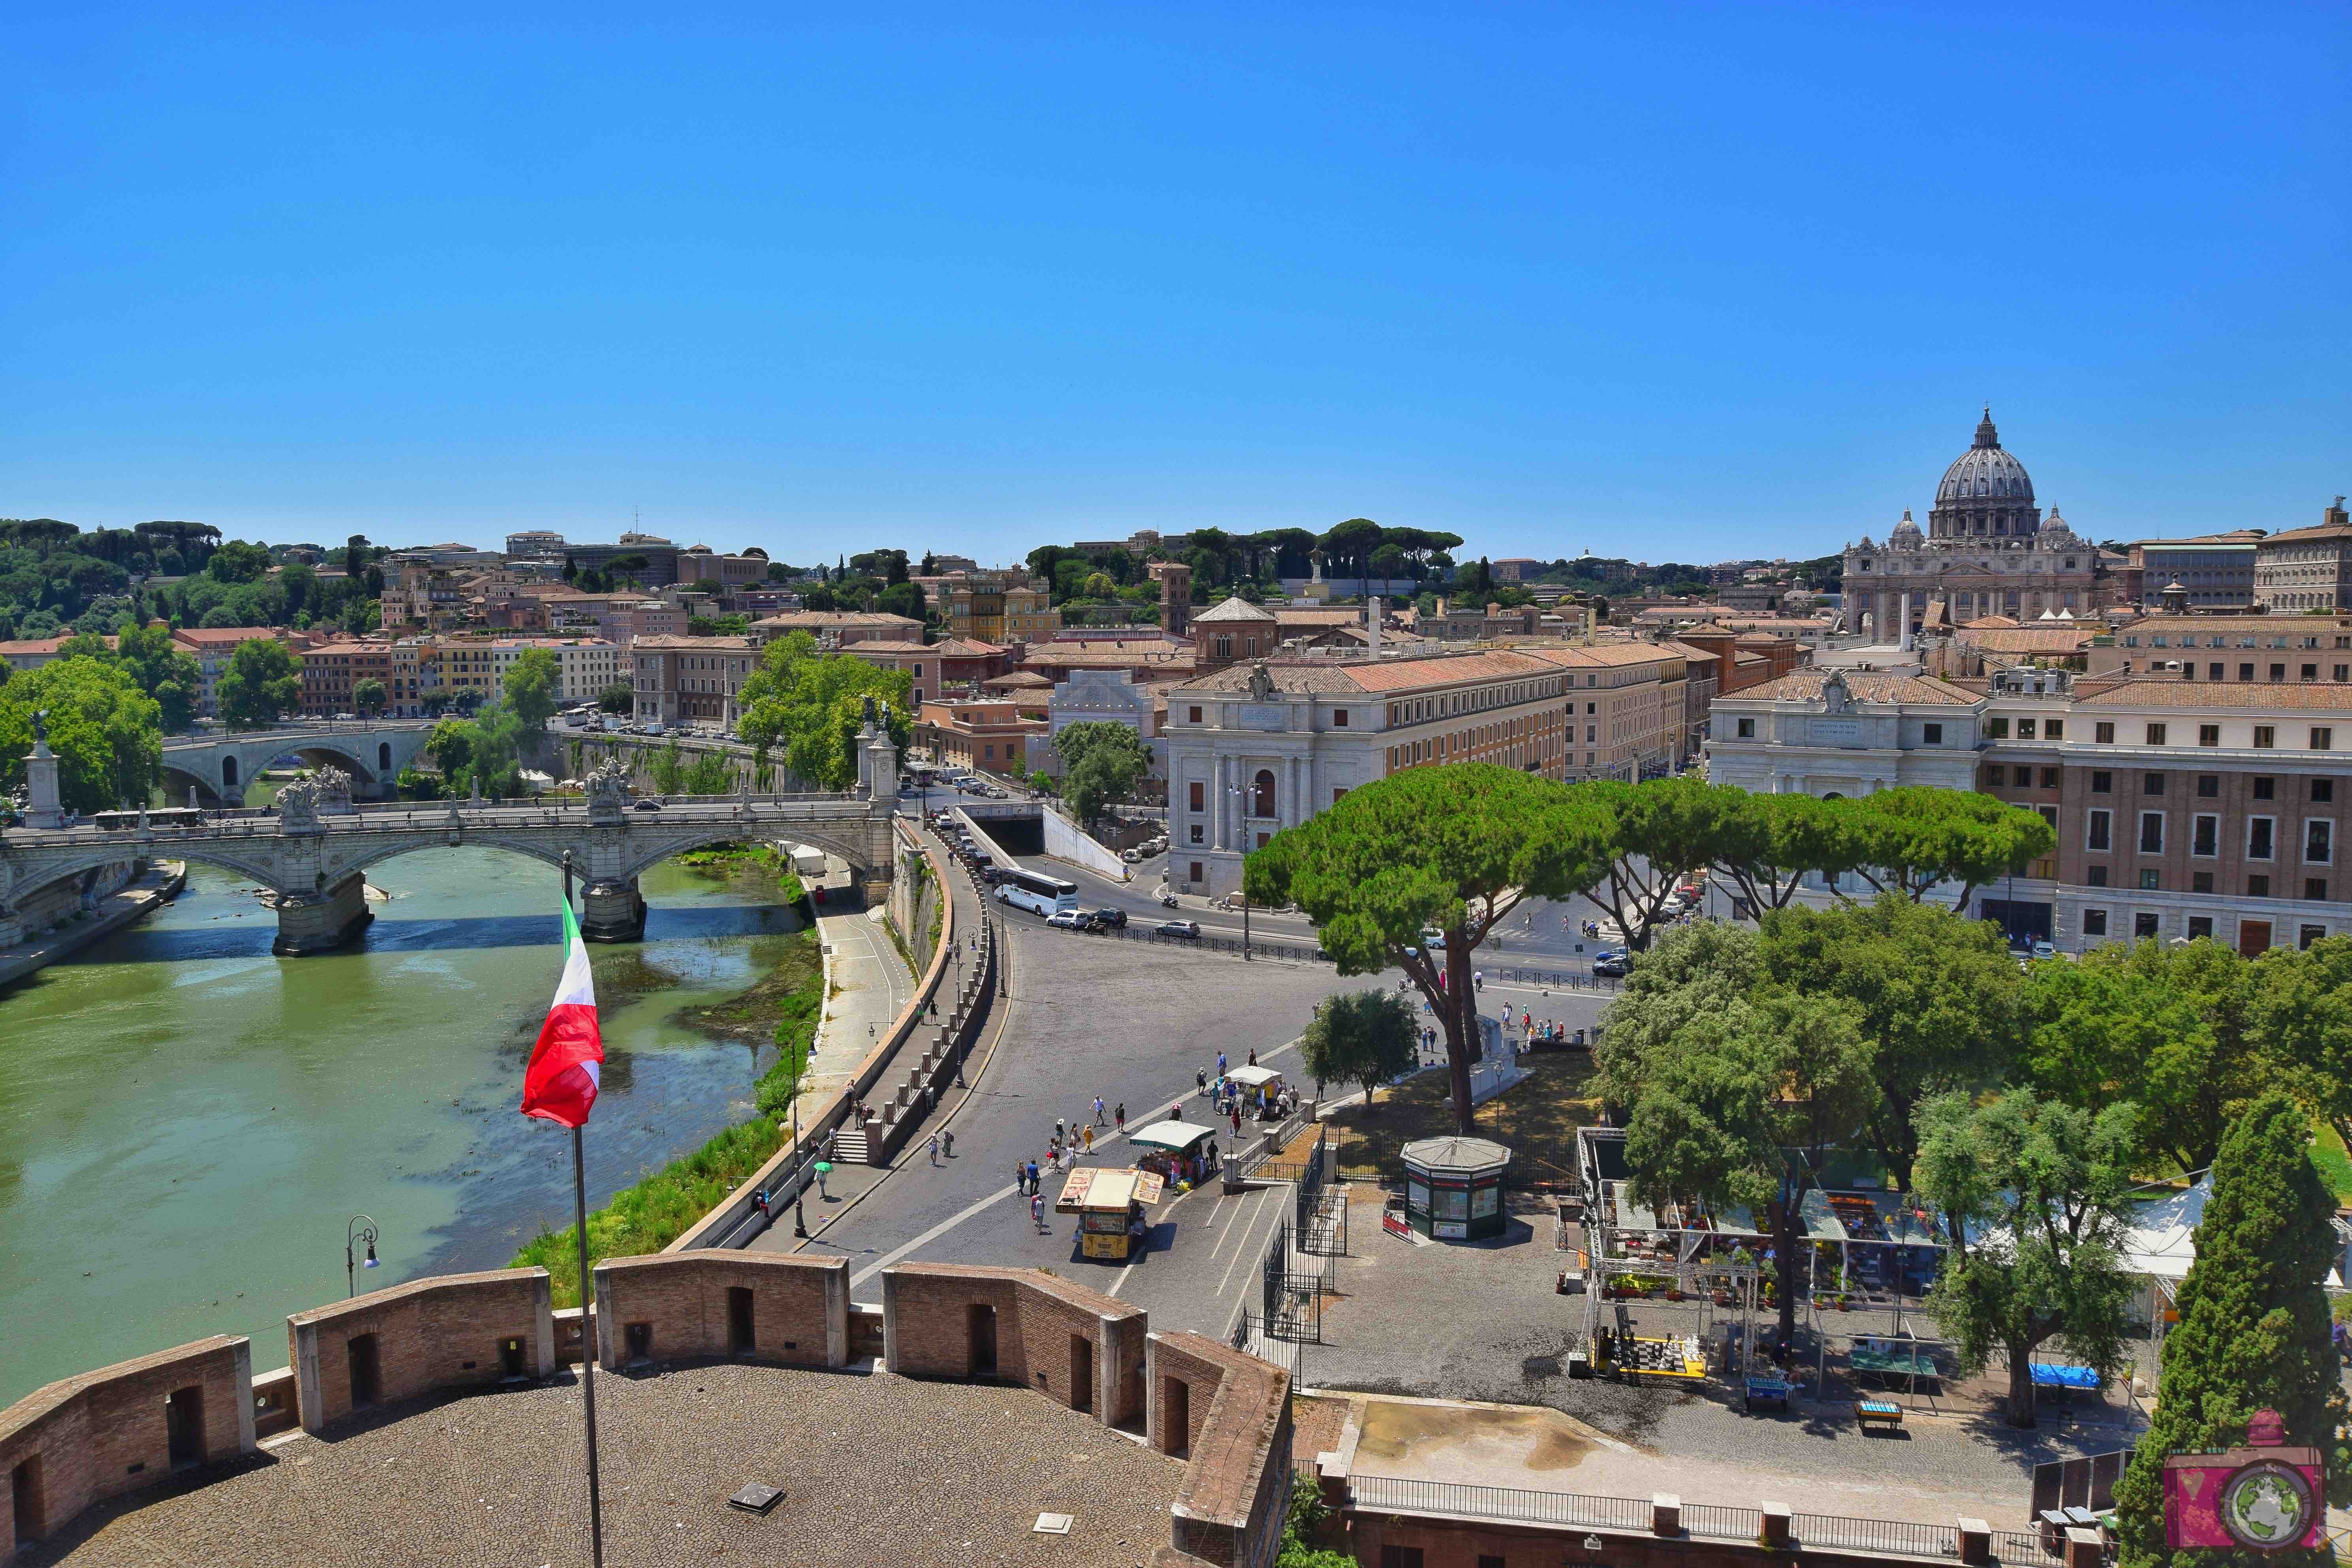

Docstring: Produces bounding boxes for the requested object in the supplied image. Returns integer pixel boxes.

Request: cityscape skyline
[6,7,2344,562]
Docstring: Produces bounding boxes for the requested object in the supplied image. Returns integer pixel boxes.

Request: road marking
[849,1184,1022,1288]
[1215,1189,1280,1300]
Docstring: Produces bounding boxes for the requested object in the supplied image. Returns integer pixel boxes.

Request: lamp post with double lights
[1225,784,1254,961]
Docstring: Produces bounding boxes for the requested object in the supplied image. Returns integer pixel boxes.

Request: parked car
[1153,920,1202,939]
[1087,908,1127,930]
[1047,909,1086,929]
[1592,953,1629,977]
[2029,939,2057,961]
[1121,848,1143,863]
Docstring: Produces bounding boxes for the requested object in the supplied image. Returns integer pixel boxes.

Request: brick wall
[0,1336,255,1565]
[880,1263,1147,1425]
[1147,1332,1292,1568]
[287,1268,555,1435]
[592,1251,849,1370]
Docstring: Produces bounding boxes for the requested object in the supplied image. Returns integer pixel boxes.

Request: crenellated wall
[0,1336,255,1566]
[287,1268,555,1435]
[593,1251,849,1370]
[880,1261,1151,1427]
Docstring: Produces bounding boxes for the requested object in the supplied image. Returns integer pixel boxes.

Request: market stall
[1056,1167,1167,1261]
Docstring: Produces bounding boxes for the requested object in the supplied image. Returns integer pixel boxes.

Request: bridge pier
[580,877,647,942]
[272,871,374,956]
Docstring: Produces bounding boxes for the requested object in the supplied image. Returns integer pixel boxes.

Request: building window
[1188,781,1204,812]
[1986,716,2009,739]
[2188,915,2214,939]
[2135,911,2161,938]
[1188,706,1202,724]
[1984,765,2006,789]
[2139,812,2165,854]
[2140,869,2161,890]
[1189,861,1203,883]
[2313,727,2335,751]
[2083,908,2109,937]
[2146,723,2168,746]
[2241,662,2256,681]
[2143,772,2165,796]
[2091,770,2112,793]
[2194,871,2215,894]
[2045,719,2063,740]
[2250,818,2276,860]
[2087,865,2109,886]
[2250,874,2272,897]
[2308,879,2331,902]
[2316,779,2337,803]
[1252,770,1275,818]
[2256,776,2277,800]
[1923,722,1943,744]
[2017,718,2037,739]
[2307,820,2333,865]
[2301,923,2328,949]
[2198,724,2220,747]
[2040,767,2060,789]
[1736,717,1755,739]
[1189,824,1203,844]
[2306,665,2321,682]
[2095,722,2114,744]
[2193,815,2218,857]
[1332,709,1348,727]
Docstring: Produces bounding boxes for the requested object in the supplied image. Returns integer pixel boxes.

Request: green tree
[60,622,204,735]
[1706,790,1870,913]
[1247,765,1615,1133]
[351,677,387,716]
[647,738,687,794]
[205,539,272,584]
[1055,721,1151,827]
[2112,1093,2352,1565]
[682,749,734,795]
[735,631,912,790]
[503,645,561,731]
[1580,776,1735,951]
[215,638,302,730]
[2245,936,2352,1163]
[597,680,635,714]
[2021,937,2266,1174]
[1275,1471,1355,1568]
[1598,923,1875,1347]
[424,717,478,776]
[1849,786,2056,908]
[1913,1089,2140,1428]
[1299,988,1421,1110]
[1762,894,2020,1187]
[0,656,164,812]
[1318,517,1384,599]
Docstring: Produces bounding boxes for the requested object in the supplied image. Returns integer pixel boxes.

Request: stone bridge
[0,790,898,953]
[161,722,438,806]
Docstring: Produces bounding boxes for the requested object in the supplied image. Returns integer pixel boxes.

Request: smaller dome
[1891,508,1922,541]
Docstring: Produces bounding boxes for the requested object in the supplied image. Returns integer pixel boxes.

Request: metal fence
[1085,923,1332,964]
[1230,1309,1305,1381]
[1494,966,1623,993]
[1346,1476,2059,1562]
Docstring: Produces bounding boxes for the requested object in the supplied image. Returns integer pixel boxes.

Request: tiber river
[0,849,805,1404]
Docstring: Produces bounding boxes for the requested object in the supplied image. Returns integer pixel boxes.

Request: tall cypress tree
[2114,1093,2350,1568]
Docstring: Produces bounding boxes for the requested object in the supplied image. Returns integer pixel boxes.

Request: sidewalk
[0,859,186,989]
[749,853,988,1250]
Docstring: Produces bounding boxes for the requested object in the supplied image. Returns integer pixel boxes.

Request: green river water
[0,850,803,1404]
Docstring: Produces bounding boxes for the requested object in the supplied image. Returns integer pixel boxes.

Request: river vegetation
[514,929,826,1306]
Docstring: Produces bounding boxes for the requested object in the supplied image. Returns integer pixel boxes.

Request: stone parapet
[882,1262,1148,1427]
[592,1251,849,1370]
[287,1268,554,1435]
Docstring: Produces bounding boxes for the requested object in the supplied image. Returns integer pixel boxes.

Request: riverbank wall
[0,861,186,992]
[667,818,965,1249]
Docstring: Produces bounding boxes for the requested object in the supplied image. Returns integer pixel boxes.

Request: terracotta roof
[2254,523,2352,545]
[843,637,1003,657]
[1962,614,2021,628]
[0,637,76,656]
[1957,628,2096,653]
[1269,607,1364,627]
[985,670,1054,688]
[1732,671,1979,706]
[1190,596,1279,624]
[2072,679,2352,710]
[2117,614,2352,636]
[1514,642,1688,670]
[630,635,758,651]
[1173,649,1561,696]
[751,610,923,631]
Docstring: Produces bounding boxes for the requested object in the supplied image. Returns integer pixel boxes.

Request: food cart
[1127,1119,1221,1189]
[1057,1167,1166,1261]
[1224,1064,1286,1120]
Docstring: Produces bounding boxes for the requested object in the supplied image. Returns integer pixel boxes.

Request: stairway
[832,1125,871,1165]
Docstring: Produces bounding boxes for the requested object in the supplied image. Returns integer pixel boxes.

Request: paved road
[777,905,1364,1334]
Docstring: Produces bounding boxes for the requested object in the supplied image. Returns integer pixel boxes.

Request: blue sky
[3,3,2344,566]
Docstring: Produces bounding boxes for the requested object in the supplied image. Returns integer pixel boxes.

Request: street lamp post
[345,1214,380,1298]
[789,1040,809,1240]
[1226,784,1253,961]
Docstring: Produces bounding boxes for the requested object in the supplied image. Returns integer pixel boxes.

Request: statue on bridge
[30,709,47,746]
[585,756,633,822]
[275,765,352,831]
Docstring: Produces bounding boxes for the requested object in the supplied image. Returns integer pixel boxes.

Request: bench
[1855,1398,1904,1431]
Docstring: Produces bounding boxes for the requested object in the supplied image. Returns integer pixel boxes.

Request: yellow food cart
[1057,1167,1166,1260]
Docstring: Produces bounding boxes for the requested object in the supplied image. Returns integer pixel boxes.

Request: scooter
[1159,893,1180,909]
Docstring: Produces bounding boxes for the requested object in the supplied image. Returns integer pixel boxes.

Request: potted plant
[1835,1293,1850,1312]
[1665,1287,1686,1302]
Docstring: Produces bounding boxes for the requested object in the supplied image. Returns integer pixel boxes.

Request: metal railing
[1347,1476,1651,1533]
[1345,1476,2045,1562]
[1495,966,1623,993]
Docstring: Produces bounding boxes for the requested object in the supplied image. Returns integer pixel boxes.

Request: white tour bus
[994,866,1080,918]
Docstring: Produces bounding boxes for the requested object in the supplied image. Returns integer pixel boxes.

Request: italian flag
[521,897,603,1129]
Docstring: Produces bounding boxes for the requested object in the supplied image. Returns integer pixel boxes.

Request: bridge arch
[4,843,300,906]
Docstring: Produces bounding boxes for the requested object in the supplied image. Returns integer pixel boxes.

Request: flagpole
[562,852,607,1568]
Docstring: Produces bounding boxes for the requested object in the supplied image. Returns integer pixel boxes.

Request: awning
[1128,1121,1219,1152]
[1226,1066,1283,1088]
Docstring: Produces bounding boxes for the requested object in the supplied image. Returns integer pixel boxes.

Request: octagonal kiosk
[1401,1136,1511,1240]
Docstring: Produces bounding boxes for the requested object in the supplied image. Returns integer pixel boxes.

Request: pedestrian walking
[925,1083,937,1114]
[1115,1102,1126,1132]
[1031,1192,1047,1233]
[1217,1051,1227,1078]
[1246,1048,1257,1067]
[1094,1096,1106,1126]
[1056,1117,1066,1145]
[754,1187,770,1219]
[1230,1104,1241,1135]
[1026,1159,1040,1193]
[1082,1124,1094,1155]
[1196,1067,1208,1096]
[928,1132,940,1166]
[943,1129,955,1159]
[815,1164,829,1200]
